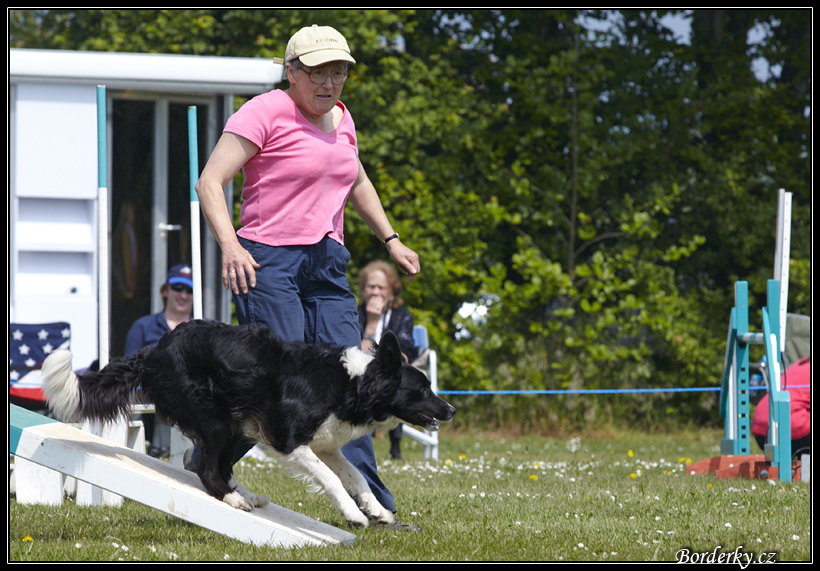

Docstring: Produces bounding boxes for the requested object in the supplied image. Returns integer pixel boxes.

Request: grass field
[9,426,811,562]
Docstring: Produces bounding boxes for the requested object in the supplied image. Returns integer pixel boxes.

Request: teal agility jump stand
[719,280,792,481]
[689,189,797,483]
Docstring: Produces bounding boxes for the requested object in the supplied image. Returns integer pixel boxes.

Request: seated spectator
[752,357,811,458]
[125,264,193,457]
[358,260,417,459]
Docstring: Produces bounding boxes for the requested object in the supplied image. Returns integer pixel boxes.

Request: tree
[10,9,810,428]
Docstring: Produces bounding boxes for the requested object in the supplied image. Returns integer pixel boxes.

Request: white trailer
[9,49,284,369]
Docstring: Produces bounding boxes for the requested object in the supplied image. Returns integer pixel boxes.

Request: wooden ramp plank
[9,405,356,548]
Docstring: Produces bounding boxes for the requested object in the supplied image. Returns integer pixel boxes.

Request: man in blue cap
[125,264,194,456]
[125,264,194,355]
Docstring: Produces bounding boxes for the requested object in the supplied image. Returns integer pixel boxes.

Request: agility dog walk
[42,320,455,528]
[10,404,356,547]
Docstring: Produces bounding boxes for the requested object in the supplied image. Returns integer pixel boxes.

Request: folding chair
[401,325,442,460]
[9,322,146,504]
[9,322,71,411]
[10,322,72,504]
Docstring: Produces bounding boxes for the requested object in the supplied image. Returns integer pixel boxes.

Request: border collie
[41,320,455,528]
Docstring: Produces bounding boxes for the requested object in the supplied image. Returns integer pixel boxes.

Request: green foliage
[9,9,811,428]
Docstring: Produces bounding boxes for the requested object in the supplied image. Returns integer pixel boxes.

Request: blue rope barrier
[439,388,718,395]
[438,385,808,396]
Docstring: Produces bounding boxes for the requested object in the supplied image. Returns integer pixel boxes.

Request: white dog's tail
[42,349,143,424]
[41,350,82,423]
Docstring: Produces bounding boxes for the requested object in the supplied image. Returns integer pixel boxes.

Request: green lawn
[9,427,811,562]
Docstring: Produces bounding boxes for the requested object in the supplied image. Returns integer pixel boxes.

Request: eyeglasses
[304,68,348,85]
[170,283,192,294]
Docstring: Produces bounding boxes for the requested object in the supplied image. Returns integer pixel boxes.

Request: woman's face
[166,283,193,314]
[287,61,347,120]
[364,270,393,306]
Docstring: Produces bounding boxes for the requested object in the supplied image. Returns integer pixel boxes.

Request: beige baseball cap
[284,25,356,66]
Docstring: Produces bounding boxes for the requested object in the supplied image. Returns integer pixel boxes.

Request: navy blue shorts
[234,235,361,349]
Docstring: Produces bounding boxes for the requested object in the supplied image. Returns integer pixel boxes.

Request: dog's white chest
[310,415,368,452]
[309,415,398,453]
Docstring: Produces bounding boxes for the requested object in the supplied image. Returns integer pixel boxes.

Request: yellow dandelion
[529,474,538,480]
[22,536,33,542]
[629,473,638,479]
[627,449,634,457]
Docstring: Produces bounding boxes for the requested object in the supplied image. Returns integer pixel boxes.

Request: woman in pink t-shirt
[193,25,419,529]
[196,28,419,296]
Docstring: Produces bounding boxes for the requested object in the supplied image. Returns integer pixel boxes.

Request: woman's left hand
[386,239,420,284]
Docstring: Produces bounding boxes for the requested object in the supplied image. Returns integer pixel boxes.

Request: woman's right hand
[195,132,261,295]
[222,241,260,295]
[365,293,386,319]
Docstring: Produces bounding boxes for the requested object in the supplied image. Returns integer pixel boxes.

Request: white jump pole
[97,85,110,369]
[188,106,203,320]
[80,84,126,506]
[773,188,792,353]
[165,105,202,467]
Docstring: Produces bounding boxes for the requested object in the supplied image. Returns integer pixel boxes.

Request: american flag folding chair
[9,322,71,410]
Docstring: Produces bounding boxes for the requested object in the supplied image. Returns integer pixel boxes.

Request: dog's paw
[369,510,396,526]
[229,477,269,508]
[356,496,395,526]
[223,491,254,511]
[344,510,371,529]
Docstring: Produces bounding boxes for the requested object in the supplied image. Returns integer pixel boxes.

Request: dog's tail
[42,350,144,424]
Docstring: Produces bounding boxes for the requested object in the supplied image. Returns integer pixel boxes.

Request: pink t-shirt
[224,89,359,246]
[752,357,811,440]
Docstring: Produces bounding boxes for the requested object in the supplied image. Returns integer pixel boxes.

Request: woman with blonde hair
[358,260,418,459]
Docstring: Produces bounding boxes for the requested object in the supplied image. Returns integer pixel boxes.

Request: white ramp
[9,405,356,548]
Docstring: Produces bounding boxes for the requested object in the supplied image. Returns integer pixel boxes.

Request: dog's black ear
[359,331,403,415]
[374,331,402,373]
